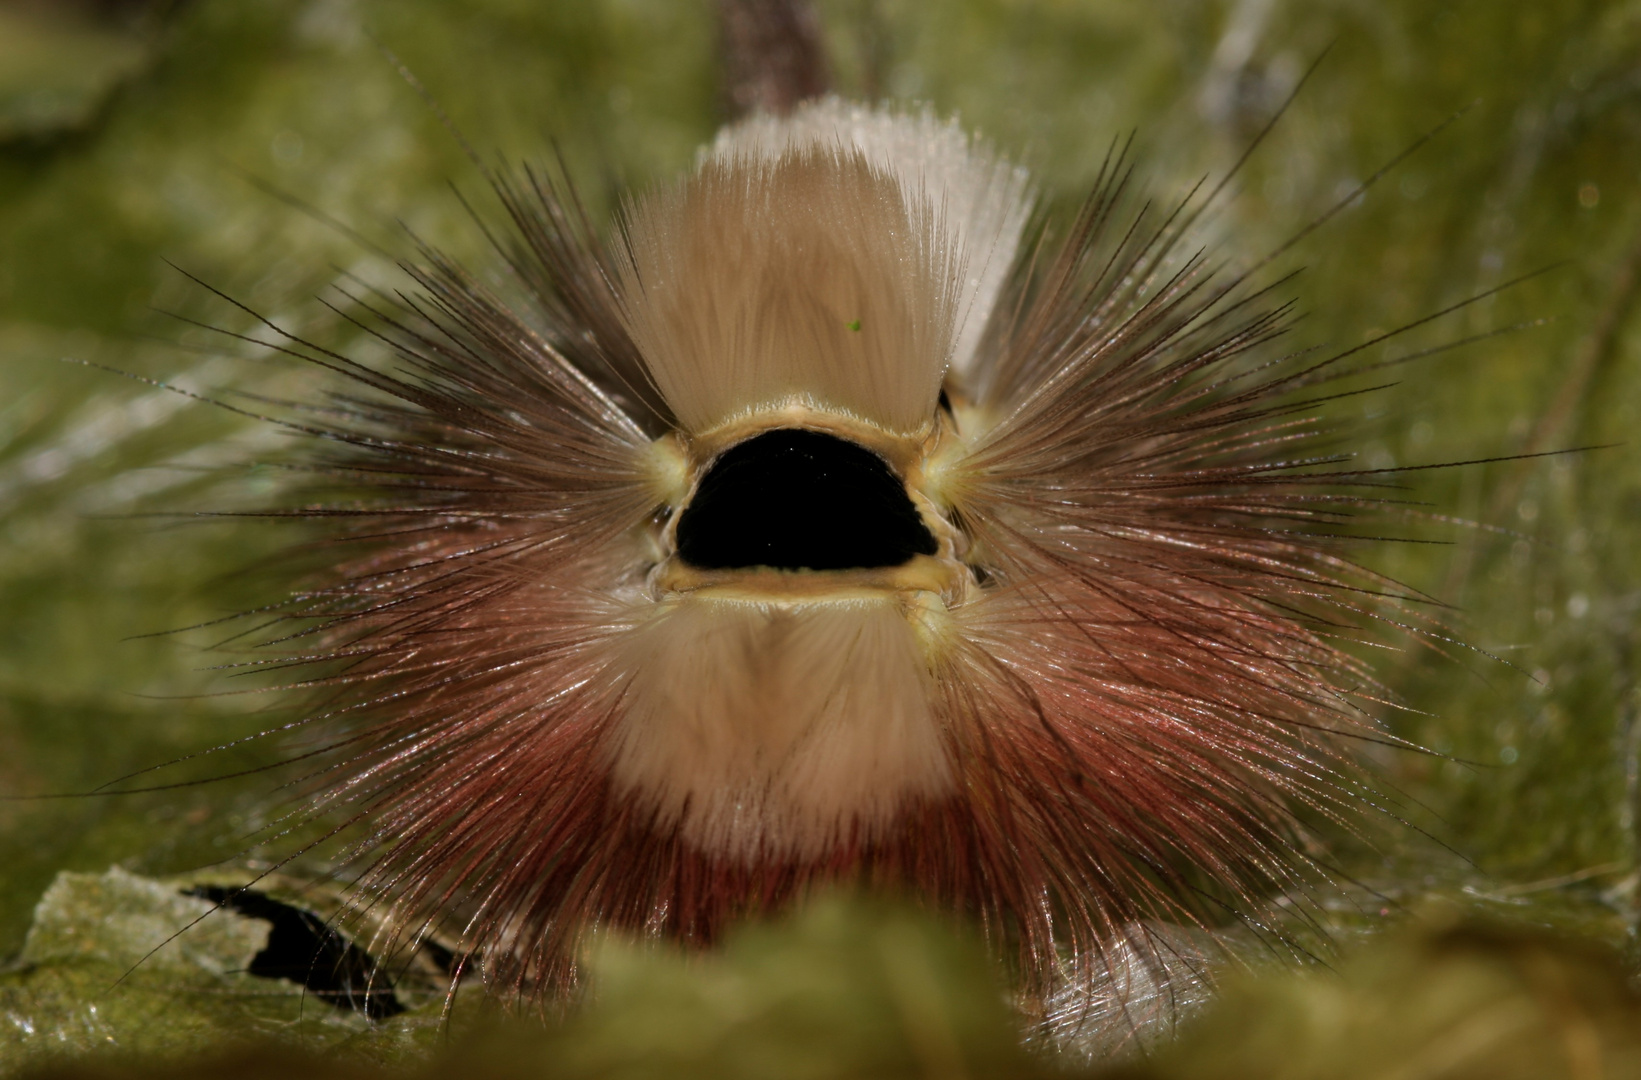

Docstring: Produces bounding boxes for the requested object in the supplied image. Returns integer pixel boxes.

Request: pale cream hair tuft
[616,146,952,434]
[615,101,1030,435]
[709,98,1032,383]
[606,594,951,860]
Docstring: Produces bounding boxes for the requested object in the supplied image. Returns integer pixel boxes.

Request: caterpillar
[167,0,1497,1039]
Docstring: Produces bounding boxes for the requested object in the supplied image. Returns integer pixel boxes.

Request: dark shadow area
[183,886,406,1020]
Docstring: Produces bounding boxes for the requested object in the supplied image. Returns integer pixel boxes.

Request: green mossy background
[1,0,1640,1075]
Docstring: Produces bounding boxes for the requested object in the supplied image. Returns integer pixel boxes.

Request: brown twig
[717,0,831,119]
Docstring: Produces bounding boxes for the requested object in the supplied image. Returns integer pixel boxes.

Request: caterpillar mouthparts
[210,85,1437,1016]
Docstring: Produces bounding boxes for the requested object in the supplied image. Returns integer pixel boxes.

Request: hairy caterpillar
[150,1,1510,1039]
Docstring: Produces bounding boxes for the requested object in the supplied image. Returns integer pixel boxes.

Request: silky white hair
[608,594,950,859]
[617,99,1030,437]
[707,99,1032,382]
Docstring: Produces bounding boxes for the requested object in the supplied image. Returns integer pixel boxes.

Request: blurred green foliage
[1,0,1640,1074]
[8,874,1641,1078]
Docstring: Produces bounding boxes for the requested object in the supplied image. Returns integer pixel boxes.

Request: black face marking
[675,428,939,571]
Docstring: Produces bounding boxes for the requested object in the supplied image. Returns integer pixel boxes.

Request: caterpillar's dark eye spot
[676,428,937,571]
